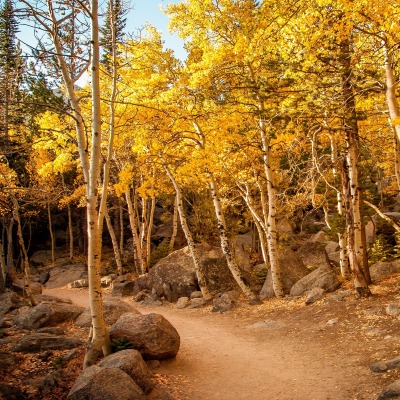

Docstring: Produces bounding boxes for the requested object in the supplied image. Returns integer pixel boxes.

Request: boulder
[260,248,309,299]
[11,333,82,352]
[68,279,89,289]
[30,250,61,267]
[149,245,261,302]
[111,281,136,297]
[132,275,153,296]
[11,279,42,296]
[212,291,240,313]
[325,241,340,254]
[109,313,180,360]
[101,274,117,287]
[311,231,328,243]
[0,291,28,315]
[67,366,145,400]
[190,291,203,299]
[13,302,84,329]
[296,241,331,270]
[290,266,340,297]
[98,349,154,394]
[45,263,87,289]
[370,261,400,282]
[377,379,400,400]
[305,288,325,304]
[39,270,50,285]
[371,356,400,373]
[75,300,140,328]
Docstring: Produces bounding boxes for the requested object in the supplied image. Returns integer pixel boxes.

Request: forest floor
[42,276,400,400]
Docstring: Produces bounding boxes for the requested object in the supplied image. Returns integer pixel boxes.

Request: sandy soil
[44,281,400,400]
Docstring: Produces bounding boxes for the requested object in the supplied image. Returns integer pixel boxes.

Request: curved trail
[44,288,368,400]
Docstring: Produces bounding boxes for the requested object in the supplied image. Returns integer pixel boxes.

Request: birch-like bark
[146,196,156,268]
[329,135,350,279]
[169,195,178,253]
[105,208,124,275]
[83,0,110,367]
[209,177,259,302]
[10,194,35,306]
[341,38,371,296]
[125,189,145,274]
[62,174,74,260]
[163,162,212,300]
[119,199,124,256]
[257,104,285,298]
[383,39,400,191]
[47,200,55,268]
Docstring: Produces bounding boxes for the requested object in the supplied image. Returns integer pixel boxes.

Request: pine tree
[0,0,24,147]
[100,0,127,68]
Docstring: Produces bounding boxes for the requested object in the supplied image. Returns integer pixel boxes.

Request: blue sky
[16,0,186,60]
[125,0,186,59]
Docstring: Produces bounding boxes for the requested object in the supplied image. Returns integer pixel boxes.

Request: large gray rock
[45,263,87,289]
[305,288,325,304]
[149,245,261,302]
[13,302,84,329]
[290,266,340,297]
[111,281,136,297]
[75,300,140,327]
[98,349,154,394]
[260,248,310,299]
[11,333,82,352]
[296,241,331,270]
[109,313,180,360]
[377,379,400,400]
[67,366,145,400]
[30,250,61,267]
[370,261,400,282]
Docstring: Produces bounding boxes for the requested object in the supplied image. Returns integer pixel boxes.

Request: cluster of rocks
[104,235,343,309]
[0,288,180,400]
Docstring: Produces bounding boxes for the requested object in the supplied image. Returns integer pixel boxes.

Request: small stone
[176,297,189,309]
[327,318,338,325]
[134,291,149,302]
[190,291,203,299]
[305,288,325,305]
[188,298,205,308]
[386,304,400,317]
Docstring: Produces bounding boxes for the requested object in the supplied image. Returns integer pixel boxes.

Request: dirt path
[44,288,382,400]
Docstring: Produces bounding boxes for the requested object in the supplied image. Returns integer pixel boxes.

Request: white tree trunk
[209,177,259,302]
[146,196,156,268]
[258,108,284,298]
[125,189,145,274]
[169,195,178,253]
[47,200,55,268]
[105,208,124,275]
[11,194,35,306]
[163,162,212,300]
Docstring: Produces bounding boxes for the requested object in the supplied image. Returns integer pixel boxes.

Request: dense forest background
[1,0,400,361]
